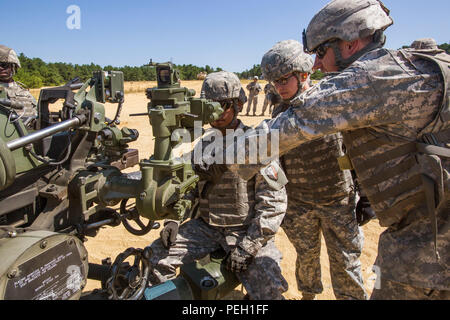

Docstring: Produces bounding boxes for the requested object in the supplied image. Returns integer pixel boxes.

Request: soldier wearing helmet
[219,0,449,300]
[261,39,367,300]
[147,71,289,300]
[410,38,439,51]
[0,45,37,123]
[245,75,262,116]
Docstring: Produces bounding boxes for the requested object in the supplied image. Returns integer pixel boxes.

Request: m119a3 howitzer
[88,63,243,301]
[0,70,143,300]
[0,62,225,300]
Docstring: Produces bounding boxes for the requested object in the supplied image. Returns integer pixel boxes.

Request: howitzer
[0,63,228,300]
[0,71,144,300]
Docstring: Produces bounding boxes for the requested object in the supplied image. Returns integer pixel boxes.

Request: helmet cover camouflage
[304,0,393,52]
[0,45,21,68]
[410,38,439,50]
[201,71,247,104]
[261,40,314,82]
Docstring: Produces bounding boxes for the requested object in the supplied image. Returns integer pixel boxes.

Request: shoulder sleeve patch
[260,160,288,191]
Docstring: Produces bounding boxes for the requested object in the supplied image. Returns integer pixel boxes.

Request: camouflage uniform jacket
[227,48,449,289]
[0,81,37,118]
[246,82,262,96]
[272,102,354,206]
[195,120,287,255]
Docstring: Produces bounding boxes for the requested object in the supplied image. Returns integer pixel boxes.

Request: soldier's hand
[226,246,254,273]
[160,221,179,249]
[356,196,376,226]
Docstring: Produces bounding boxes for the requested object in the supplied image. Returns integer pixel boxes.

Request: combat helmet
[261,39,313,82]
[201,71,247,117]
[303,0,393,70]
[410,38,439,50]
[0,45,21,71]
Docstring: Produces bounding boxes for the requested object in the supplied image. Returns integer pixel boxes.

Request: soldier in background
[0,45,37,126]
[262,39,367,300]
[147,71,289,300]
[245,76,262,116]
[220,0,449,300]
[260,82,281,117]
[410,38,439,50]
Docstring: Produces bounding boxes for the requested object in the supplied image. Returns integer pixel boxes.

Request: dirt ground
[40,80,386,300]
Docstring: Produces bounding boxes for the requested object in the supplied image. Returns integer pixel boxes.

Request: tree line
[14,53,225,89]
[13,43,449,88]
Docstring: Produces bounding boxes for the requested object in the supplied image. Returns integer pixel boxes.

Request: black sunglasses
[313,39,338,59]
[0,62,13,69]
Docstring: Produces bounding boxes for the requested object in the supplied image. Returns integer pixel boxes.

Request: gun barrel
[6,115,87,151]
[129,113,149,117]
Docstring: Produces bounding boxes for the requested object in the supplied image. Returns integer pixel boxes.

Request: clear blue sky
[1,0,449,73]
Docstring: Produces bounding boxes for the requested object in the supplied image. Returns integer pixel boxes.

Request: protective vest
[0,82,37,118]
[282,133,354,204]
[198,171,256,227]
[340,48,449,260]
[272,103,354,204]
[197,123,257,227]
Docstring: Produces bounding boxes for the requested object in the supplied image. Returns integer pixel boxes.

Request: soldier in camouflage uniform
[260,83,280,116]
[245,76,262,116]
[0,45,37,124]
[218,0,449,300]
[410,38,439,51]
[147,71,289,300]
[262,39,367,300]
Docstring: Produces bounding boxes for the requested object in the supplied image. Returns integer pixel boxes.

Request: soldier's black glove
[226,246,254,273]
[160,221,179,249]
[356,196,376,226]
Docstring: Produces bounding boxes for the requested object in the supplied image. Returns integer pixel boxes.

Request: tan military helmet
[304,0,393,53]
[261,39,313,82]
[410,38,439,50]
[201,71,247,106]
[0,45,21,69]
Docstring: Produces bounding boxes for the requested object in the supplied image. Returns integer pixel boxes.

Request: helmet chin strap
[331,30,386,71]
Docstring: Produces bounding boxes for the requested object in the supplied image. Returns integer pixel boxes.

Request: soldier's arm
[226,60,442,178]
[238,160,287,256]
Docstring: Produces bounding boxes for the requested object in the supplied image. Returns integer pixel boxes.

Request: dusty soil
[41,80,386,300]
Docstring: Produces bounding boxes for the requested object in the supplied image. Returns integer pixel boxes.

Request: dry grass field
[32,80,385,300]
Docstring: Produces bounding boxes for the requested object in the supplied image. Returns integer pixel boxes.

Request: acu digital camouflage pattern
[245,81,262,115]
[148,121,288,299]
[0,45,37,118]
[261,40,313,82]
[410,38,439,50]
[272,102,366,298]
[0,82,37,118]
[201,71,247,104]
[225,47,450,294]
[304,0,393,52]
[282,194,367,300]
[147,219,288,299]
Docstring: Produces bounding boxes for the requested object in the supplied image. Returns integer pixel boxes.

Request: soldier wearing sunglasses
[217,0,449,300]
[0,45,37,125]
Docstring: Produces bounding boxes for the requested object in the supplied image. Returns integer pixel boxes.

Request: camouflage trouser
[148,218,288,300]
[261,95,273,116]
[282,197,368,300]
[371,278,450,300]
[245,94,258,115]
